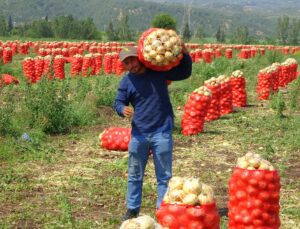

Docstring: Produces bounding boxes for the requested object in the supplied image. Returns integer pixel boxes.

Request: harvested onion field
[0,40,299,228]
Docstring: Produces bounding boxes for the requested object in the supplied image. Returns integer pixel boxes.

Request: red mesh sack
[1,74,19,86]
[82,54,95,77]
[225,49,232,59]
[157,203,220,229]
[137,28,183,71]
[53,55,65,80]
[256,70,272,100]
[94,53,102,75]
[230,71,247,107]
[34,56,44,82]
[99,127,131,151]
[203,49,213,63]
[70,54,83,76]
[204,79,221,121]
[228,167,280,229]
[181,87,212,136]
[218,75,233,115]
[103,53,113,74]
[3,47,12,64]
[22,57,36,83]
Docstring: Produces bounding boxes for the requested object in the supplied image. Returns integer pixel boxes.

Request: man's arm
[165,44,192,81]
[114,78,131,118]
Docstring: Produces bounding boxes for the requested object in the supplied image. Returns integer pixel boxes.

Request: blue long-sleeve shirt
[114,53,192,135]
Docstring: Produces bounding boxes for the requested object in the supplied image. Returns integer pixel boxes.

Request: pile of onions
[204,77,221,121]
[181,86,212,136]
[163,177,215,206]
[137,28,183,71]
[120,215,162,229]
[230,70,247,107]
[218,74,233,115]
[236,152,275,171]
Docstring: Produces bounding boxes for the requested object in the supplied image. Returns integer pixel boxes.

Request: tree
[232,25,249,44]
[105,21,118,41]
[151,13,176,30]
[182,22,191,41]
[27,20,53,38]
[216,25,225,43]
[0,15,8,36]
[117,12,132,41]
[289,18,300,45]
[53,15,76,39]
[277,16,289,45]
[7,15,13,34]
[78,17,98,40]
[195,25,205,39]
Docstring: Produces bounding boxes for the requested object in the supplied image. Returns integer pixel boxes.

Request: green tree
[7,15,13,34]
[182,22,191,41]
[195,25,205,39]
[78,17,98,40]
[151,13,176,30]
[232,25,249,44]
[105,21,118,41]
[117,13,132,41]
[27,19,53,38]
[216,25,226,43]
[289,18,300,45]
[0,15,8,36]
[277,16,289,45]
[53,15,76,39]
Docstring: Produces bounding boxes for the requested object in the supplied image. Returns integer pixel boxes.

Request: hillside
[0,0,298,37]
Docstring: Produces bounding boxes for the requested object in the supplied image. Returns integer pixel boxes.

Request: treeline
[0,13,299,45]
[0,15,100,40]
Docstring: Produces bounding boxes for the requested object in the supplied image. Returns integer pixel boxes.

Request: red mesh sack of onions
[204,77,221,121]
[70,54,83,76]
[181,86,212,136]
[228,152,280,229]
[137,28,183,71]
[99,127,131,151]
[283,58,298,83]
[22,57,36,83]
[156,176,220,229]
[218,74,233,115]
[230,70,247,107]
[256,68,272,100]
[0,74,19,87]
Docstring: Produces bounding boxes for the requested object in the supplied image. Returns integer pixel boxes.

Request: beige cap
[119,46,138,62]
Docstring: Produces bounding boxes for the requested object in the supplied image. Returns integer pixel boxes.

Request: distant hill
[0,0,299,38]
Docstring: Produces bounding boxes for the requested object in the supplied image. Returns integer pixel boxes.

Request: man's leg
[125,134,150,215]
[151,131,173,209]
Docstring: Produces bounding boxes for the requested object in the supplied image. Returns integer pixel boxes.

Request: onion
[168,189,185,202]
[120,219,141,229]
[198,193,214,205]
[182,178,202,195]
[168,176,184,190]
[182,193,199,205]
[134,215,156,229]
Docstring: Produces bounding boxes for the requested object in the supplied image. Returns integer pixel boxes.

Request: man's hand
[123,106,134,118]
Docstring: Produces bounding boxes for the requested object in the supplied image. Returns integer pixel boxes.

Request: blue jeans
[126,131,173,210]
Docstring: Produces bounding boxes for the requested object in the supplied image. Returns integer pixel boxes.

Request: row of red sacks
[22,53,125,83]
[256,63,298,100]
[181,76,247,136]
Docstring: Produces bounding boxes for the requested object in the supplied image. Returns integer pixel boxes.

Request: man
[114,45,192,221]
